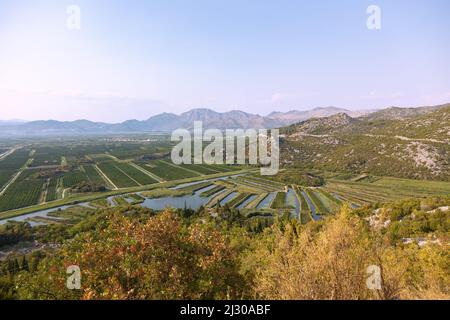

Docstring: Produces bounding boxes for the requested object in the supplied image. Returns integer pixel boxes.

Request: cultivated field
[1,138,450,225]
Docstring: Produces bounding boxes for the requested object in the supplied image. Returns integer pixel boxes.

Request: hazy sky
[1,0,449,122]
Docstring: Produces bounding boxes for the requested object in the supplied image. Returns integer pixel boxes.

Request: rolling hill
[0,104,448,139]
[281,106,450,181]
[0,107,360,136]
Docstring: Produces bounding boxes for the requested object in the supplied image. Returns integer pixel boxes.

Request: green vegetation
[293,186,312,223]
[140,188,192,199]
[0,171,45,211]
[282,106,450,181]
[324,176,450,206]
[200,184,225,197]
[1,195,448,300]
[227,193,253,208]
[62,169,88,188]
[304,189,330,215]
[140,160,200,180]
[45,178,58,202]
[180,164,219,175]
[47,205,96,223]
[2,108,450,300]
[0,149,31,189]
[112,196,129,206]
[112,162,158,185]
[89,198,109,208]
[97,161,139,188]
[271,192,287,209]
[0,168,251,220]
[82,165,106,185]
[264,169,324,186]
[70,181,107,193]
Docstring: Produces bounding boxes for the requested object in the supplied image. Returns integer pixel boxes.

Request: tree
[15,210,247,300]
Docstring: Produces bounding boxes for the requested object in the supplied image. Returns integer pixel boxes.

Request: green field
[200,184,225,197]
[0,169,45,211]
[112,162,158,185]
[271,192,287,209]
[324,176,450,206]
[45,177,59,202]
[98,161,139,188]
[82,165,107,185]
[2,136,450,222]
[62,169,89,188]
[293,186,312,223]
[0,149,31,189]
[227,193,253,208]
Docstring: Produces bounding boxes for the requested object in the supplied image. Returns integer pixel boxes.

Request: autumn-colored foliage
[8,202,450,300]
[248,207,449,300]
[15,211,247,300]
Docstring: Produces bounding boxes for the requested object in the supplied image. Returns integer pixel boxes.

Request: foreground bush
[15,211,247,299]
[7,203,449,300]
[249,207,449,300]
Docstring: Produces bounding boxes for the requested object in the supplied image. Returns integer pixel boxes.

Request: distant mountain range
[0,120,27,126]
[267,107,374,123]
[0,104,448,136]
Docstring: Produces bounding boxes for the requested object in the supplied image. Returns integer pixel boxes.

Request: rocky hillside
[267,107,371,123]
[361,103,450,121]
[281,113,356,136]
[281,107,450,181]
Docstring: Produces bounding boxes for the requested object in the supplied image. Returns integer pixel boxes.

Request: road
[0,147,19,161]
[0,158,33,196]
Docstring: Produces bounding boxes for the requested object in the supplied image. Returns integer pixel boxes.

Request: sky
[0,0,449,122]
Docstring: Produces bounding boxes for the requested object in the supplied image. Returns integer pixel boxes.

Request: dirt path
[364,134,448,144]
[39,178,50,204]
[0,170,23,196]
[62,188,70,199]
[0,147,19,161]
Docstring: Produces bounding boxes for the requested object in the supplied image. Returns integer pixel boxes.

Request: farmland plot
[45,177,59,202]
[0,149,31,189]
[28,147,65,167]
[62,170,89,188]
[180,164,219,175]
[227,193,253,208]
[112,162,158,185]
[293,186,312,224]
[304,189,331,214]
[326,177,450,204]
[97,162,139,188]
[200,184,225,197]
[0,170,45,211]
[313,189,340,213]
[271,192,287,209]
[142,160,200,181]
[82,165,107,185]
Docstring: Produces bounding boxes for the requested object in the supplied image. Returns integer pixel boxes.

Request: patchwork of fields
[0,143,246,213]
[1,140,450,223]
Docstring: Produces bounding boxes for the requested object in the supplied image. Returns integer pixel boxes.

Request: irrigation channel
[301,190,322,221]
[0,175,326,225]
